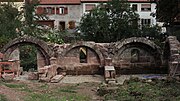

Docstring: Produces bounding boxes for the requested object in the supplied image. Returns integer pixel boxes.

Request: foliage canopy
[80,0,140,42]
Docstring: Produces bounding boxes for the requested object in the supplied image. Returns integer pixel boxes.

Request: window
[85,4,96,12]
[59,7,64,14]
[131,49,140,63]
[141,19,151,26]
[79,47,87,63]
[132,4,137,11]
[68,21,76,29]
[56,7,68,15]
[141,4,151,11]
[59,21,65,31]
[36,7,44,14]
[44,7,55,14]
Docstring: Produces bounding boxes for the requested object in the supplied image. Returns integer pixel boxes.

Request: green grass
[25,93,58,101]
[99,77,180,101]
[25,85,90,101]
[4,83,32,92]
[57,85,78,93]
[0,94,7,101]
[25,93,89,101]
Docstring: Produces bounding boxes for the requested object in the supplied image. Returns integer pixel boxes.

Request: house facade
[36,0,82,31]
[36,0,157,30]
[128,0,157,26]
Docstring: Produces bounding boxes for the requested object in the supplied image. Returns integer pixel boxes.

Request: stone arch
[62,41,105,66]
[1,36,54,65]
[113,37,162,73]
[59,42,105,75]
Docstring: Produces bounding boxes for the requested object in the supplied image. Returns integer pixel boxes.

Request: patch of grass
[98,77,180,101]
[25,93,57,101]
[60,94,90,101]
[56,85,79,93]
[4,83,32,92]
[39,83,49,89]
[24,83,90,101]
[25,92,90,101]
[4,83,26,88]
[49,84,90,101]
[0,94,7,101]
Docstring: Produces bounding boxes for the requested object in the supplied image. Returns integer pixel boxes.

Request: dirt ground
[0,79,103,101]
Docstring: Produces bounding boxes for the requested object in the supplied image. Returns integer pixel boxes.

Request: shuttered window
[141,4,151,11]
[36,7,44,14]
[56,7,68,15]
[85,4,96,12]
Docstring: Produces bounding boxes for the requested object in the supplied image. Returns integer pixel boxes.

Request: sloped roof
[81,0,108,2]
[39,0,81,4]
[0,0,24,2]
[81,0,155,2]
[128,0,156,2]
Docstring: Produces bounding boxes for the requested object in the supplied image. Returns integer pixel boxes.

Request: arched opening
[131,49,140,63]
[19,45,37,72]
[1,36,53,77]
[114,41,162,74]
[62,45,104,75]
[68,21,76,29]
[79,47,87,63]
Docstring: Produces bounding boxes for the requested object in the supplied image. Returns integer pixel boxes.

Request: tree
[22,0,48,37]
[157,0,180,40]
[0,3,22,48]
[80,0,139,42]
[22,0,65,44]
[157,0,178,26]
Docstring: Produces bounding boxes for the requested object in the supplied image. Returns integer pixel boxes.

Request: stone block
[28,72,39,80]
[2,74,14,80]
[51,75,64,83]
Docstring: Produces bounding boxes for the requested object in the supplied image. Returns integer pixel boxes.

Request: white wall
[130,2,157,26]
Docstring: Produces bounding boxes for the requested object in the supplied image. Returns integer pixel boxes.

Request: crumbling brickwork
[2,36,179,80]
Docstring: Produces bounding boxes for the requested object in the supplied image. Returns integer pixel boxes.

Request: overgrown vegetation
[98,77,180,101]
[0,3,22,48]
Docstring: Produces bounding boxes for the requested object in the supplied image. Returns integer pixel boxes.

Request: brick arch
[113,37,162,66]
[1,36,54,65]
[62,42,105,66]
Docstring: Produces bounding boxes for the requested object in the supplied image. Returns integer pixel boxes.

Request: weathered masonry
[1,36,180,82]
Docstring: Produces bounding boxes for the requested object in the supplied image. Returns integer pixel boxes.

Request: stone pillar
[37,51,46,69]
[50,57,57,65]
[105,57,112,66]
[50,57,57,77]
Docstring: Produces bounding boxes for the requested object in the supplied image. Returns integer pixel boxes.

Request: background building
[36,0,82,31]
[36,0,157,30]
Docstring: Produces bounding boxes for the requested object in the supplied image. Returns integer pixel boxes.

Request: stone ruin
[0,35,180,83]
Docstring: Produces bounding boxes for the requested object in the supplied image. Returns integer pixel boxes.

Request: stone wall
[1,36,166,76]
[165,36,180,76]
